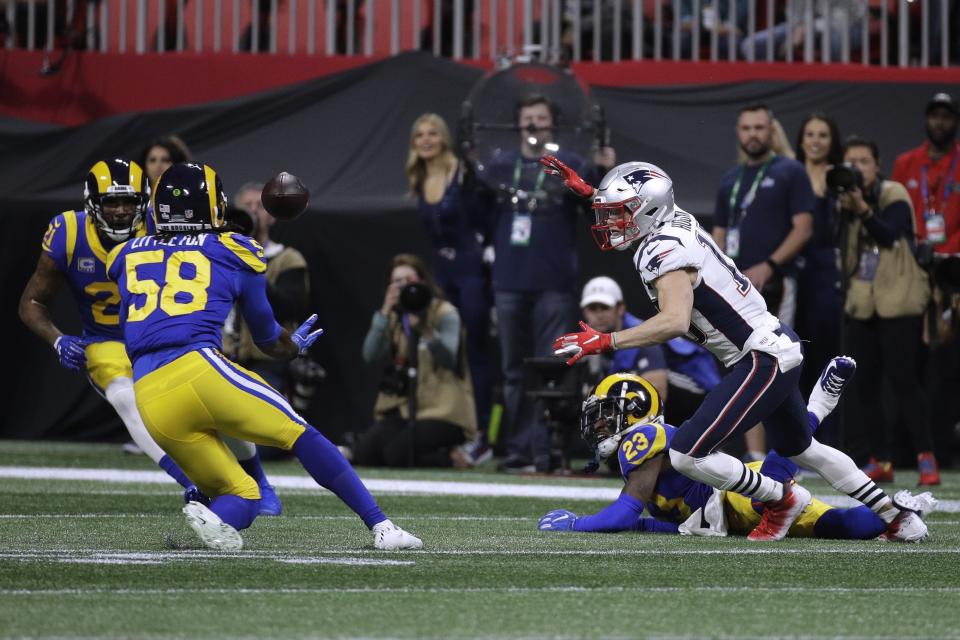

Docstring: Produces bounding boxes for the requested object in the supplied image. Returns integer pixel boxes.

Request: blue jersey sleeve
[237,269,282,347]
[41,212,74,273]
[618,423,669,481]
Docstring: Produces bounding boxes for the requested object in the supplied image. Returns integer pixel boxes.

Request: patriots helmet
[581,372,662,458]
[591,161,675,251]
[83,159,150,242]
[152,162,228,234]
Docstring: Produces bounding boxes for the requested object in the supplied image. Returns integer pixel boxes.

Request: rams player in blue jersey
[539,359,936,539]
[105,162,421,551]
[19,159,282,513]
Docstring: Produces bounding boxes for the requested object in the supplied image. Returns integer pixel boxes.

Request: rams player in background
[19,159,281,512]
[539,359,936,539]
[105,162,421,551]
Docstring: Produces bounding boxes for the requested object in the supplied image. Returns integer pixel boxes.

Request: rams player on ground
[105,162,421,551]
[539,358,936,539]
[19,159,282,512]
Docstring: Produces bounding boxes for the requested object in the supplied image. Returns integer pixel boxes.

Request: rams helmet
[591,162,675,251]
[83,159,149,242]
[580,372,662,458]
[151,162,228,233]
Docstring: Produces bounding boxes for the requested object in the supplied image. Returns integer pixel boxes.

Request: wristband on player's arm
[765,258,781,277]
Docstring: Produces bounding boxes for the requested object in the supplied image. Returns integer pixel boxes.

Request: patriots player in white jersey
[540,156,927,542]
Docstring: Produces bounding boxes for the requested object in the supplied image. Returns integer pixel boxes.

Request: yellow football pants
[85,341,133,392]
[134,348,306,499]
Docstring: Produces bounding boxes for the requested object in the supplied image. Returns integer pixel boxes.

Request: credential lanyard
[728,156,774,229]
[921,144,960,219]
[513,157,545,197]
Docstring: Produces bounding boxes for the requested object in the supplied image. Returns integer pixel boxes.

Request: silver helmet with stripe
[591,161,675,251]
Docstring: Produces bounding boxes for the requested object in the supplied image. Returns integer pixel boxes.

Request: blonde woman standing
[406,114,492,464]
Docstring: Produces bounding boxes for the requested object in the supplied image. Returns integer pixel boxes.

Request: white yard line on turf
[2,585,959,595]
[1,465,958,512]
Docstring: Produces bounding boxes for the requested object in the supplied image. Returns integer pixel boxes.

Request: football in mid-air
[261,171,309,220]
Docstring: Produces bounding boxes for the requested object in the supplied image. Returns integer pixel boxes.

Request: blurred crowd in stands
[4,1,960,66]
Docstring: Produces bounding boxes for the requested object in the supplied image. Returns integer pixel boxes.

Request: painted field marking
[1,465,958,512]
[2,550,413,567]
[1,585,959,596]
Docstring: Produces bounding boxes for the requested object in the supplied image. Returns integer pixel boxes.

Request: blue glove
[54,335,88,371]
[538,509,578,531]
[291,314,324,355]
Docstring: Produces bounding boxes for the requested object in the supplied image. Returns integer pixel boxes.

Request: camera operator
[834,136,939,486]
[353,254,477,468]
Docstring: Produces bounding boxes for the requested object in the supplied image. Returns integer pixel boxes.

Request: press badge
[857,247,880,282]
[511,212,532,246]
[725,228,740,259]
[926,212,947,244]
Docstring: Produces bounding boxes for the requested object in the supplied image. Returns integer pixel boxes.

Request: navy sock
[758,452,799,485]
[813,505,886,540]
[763,412,821,481]
[158,454,193,489]
[807,411,820,435]
[292,427,386,529]
[238,450,267,485]
[210,494,259,531]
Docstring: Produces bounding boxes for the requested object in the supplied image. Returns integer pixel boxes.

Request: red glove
[540,155,595,199]
[552,321,614,365]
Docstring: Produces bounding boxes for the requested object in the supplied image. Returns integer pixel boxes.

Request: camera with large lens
[398,281,433,314]
[826,163,864,196]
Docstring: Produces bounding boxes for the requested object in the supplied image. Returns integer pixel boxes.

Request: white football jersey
[633,209,780,367]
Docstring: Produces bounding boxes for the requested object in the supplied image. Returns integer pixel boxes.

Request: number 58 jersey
[106,232,282,379]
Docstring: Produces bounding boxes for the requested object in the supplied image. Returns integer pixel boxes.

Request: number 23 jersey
[617,421,714,523]
[106,232,282,378]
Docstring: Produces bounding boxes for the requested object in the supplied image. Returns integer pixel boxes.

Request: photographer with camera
[833,136,939,486]
[352,254,477,468]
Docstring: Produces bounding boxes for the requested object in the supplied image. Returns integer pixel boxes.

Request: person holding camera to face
[833,137,939,486]
[351,254,477,468]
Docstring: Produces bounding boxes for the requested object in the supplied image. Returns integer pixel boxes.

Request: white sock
[806,388,835,424]
[104,377,167,465]
[222,436,257,462]
[789,438,895,521]
[669,449,784,502]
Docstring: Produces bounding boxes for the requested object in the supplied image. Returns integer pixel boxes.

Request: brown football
[261,171,309,220]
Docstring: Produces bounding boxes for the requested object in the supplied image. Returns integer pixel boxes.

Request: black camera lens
[826,163,863,195]
[399,282,433,314]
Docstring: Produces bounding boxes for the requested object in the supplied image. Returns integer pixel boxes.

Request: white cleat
[183,501,243,551]
[372,520,423,551]
[808,356,857,420]
[893,490,938,521]
[880,510,929,543]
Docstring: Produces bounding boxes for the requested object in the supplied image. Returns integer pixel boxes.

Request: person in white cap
[580,276,722,427]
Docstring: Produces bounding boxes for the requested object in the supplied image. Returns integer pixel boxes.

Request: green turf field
[0,441,958,639]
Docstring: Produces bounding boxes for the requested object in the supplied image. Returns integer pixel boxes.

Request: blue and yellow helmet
[151,162,228,234]
[83,158,149,242]
[581,372,662,457]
